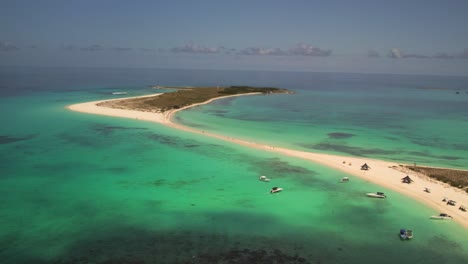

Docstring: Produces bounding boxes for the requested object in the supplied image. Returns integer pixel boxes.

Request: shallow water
[0,67,467,263]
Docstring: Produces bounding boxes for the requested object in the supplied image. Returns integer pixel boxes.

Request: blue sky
[1,0,468,75]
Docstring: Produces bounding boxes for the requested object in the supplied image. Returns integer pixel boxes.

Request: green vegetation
[219,86,286,94]
[406,165,468,193]
[98,86,291,113]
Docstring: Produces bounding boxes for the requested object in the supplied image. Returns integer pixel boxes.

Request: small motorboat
[430,213,453,220]
[399,229,413,240]
[112,92,128,95]
[270,187,283,194]
[259,175,271,182]
[459,205,467,212]
[366,192,386,198]
[340,177,349,182]
[446,200,456,206]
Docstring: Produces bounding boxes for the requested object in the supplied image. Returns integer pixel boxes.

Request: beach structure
[402,175,414,184]
[361,163,370,170]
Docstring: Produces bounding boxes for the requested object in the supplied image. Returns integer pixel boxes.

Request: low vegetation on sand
[97,86,291,113]
[405,165,468,193]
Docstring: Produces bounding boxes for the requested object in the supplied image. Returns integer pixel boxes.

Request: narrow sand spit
[68,93,468,228]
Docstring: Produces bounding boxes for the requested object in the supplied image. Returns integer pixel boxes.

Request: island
[67,85,468,228]
[97,86,291,113]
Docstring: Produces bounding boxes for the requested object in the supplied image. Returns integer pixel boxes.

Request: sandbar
[67,93,468,228]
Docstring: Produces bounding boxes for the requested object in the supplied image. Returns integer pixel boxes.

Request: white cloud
[289,43,331,56]
[171,43,221,54]
[0,41,19,51]
[387,48,403,59]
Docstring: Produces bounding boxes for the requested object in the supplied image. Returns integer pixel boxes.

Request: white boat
[366,192,386,198]
[112,92,128,95]
[430,213,453,220]
[399,229,413,240]
[259,175,270,182]
[270,187,283,194]
[340,177,349,182]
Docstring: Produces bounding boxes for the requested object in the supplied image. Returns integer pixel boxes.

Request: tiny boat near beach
[270,187,283,194]
[399,229,413,240]
[259,175,270,182]
[366,192,386,198]
[340,177,349,182]
[112,92,128,95]
[430,213,453,220]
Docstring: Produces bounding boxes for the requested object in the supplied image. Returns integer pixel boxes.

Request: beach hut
[402,175,414,184]
[361,163,370,170]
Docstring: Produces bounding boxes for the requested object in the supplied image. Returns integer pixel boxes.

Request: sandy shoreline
[67,93,468,228]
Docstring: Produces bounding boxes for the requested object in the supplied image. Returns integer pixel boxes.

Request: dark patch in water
[327,132,354,139]
[106,167,129,174]
[91,123,148,136]
[453,143,468,151]
[0,134,36,144]
[184,144,200,148]
[169,177,211,189]
[301,143,400,157]
[192,248,310,263]
[146,133,179,146]
[255,158,313,175]
[206,109,229,117]
[57,132,103,148]
[145,199,165,208]
[408,151,460,161]
[152,179,167,187]
[251,158,323,187]
[235,199,256,208]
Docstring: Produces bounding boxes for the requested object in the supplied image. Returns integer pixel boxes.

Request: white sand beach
[68,93,468,228]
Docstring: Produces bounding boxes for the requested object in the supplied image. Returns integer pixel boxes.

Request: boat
[430,213,453,220]
[399,229,413,240]
[270,187,283,194]
[340,177,349,182]
[366,192,386,198]
[259,175,270,182]
[112,92,128,95]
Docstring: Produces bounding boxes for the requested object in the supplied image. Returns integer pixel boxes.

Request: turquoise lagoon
[0,67,467,263]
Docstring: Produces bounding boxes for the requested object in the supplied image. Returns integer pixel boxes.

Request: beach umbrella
[401,175,413,183]
[361,163,370,170]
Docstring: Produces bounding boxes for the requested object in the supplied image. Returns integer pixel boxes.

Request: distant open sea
[1,66,467,263]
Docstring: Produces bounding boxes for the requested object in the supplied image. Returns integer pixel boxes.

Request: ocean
[1,66,467,263]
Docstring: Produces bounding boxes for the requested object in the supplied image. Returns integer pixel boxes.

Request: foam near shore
[67,93,468,228]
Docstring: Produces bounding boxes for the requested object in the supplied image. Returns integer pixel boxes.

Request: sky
[1,0,468,75]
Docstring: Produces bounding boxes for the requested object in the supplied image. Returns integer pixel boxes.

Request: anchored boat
[430,213,453,220]
[399,229,413,240]
[366,192,386,198]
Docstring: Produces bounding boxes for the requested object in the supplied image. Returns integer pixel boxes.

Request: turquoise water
[1,67,467,263]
